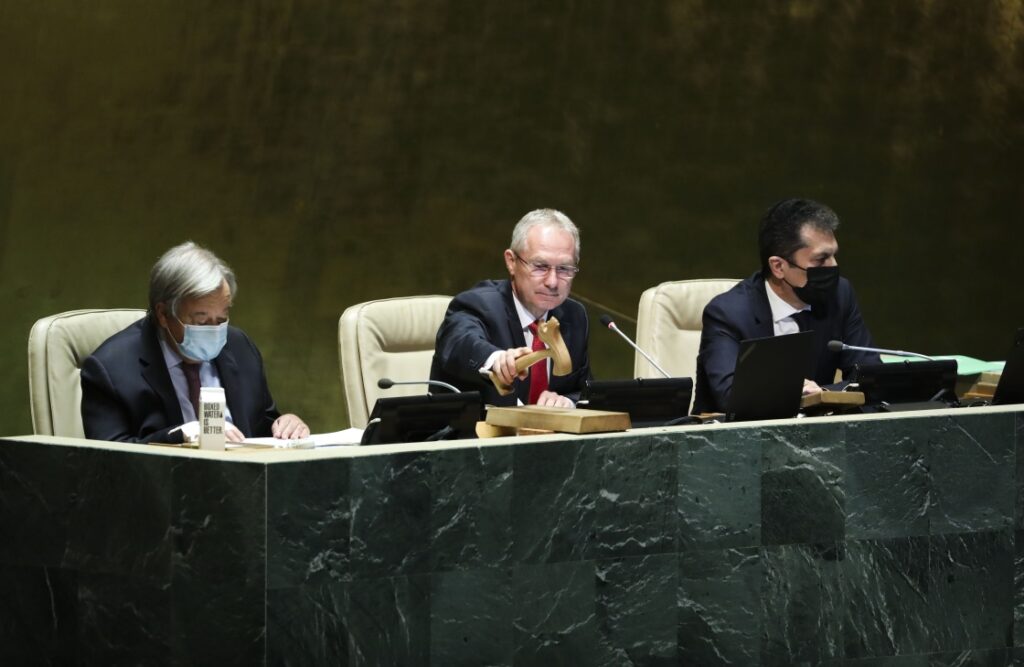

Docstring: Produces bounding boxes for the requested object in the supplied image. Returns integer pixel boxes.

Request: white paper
[242,427,365,449]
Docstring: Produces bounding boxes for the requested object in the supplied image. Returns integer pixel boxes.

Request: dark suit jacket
[693,271,880,414]
[430,279,592,406]
[81,316,281,443]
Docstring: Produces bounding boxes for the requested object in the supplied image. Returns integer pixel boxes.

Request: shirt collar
[157,330,186,368]
[511,290,547,329]
[764,279,809,323]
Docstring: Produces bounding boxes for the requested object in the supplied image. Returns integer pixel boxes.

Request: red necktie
[527,320,548,404]
[182,362,201,419]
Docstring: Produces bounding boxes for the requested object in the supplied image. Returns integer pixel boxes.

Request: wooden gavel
[489,317,573,396]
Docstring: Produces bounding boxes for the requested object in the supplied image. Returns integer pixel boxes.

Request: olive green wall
[2,1,1022,435]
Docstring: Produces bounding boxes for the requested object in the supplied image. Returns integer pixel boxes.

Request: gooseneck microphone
[826,340,935,361]
[599,314,671,378]
[377,378,462,393]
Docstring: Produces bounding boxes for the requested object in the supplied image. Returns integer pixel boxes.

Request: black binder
[580,377,693,427]
[852,360,958,407]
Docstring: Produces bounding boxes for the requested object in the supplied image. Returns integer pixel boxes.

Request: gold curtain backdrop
[2,1,1022,434]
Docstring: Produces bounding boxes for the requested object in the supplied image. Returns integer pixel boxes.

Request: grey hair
[509,209,581,262]
[148,241,237,318]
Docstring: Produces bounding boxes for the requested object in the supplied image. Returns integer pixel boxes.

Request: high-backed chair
[338,295,452,428]
[634,279,740,383]
[28,308,147,437]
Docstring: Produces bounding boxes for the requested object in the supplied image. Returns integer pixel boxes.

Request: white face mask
[173,317,228,362]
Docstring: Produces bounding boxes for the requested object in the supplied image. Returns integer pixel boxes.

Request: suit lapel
[748,274,776,339]
[500,280,528,348]
[139,318,185,424]
[215,344,245,432]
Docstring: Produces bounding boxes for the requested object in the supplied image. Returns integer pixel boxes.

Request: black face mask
[786,263,840,309]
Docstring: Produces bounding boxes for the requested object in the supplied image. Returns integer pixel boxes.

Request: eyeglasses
[513,252,580,279]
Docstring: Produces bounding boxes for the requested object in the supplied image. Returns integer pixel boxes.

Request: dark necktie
[793,309,813,332]
[527,321,549,404]
[182,362,201,419]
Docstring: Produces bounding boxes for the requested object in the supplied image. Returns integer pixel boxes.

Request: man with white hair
[81,241,308,443]
[430,208,592,407]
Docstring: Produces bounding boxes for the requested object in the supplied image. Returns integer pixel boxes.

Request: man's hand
[225,422,246,443]
[802,378,822,395]
[492,347,533,386]
[535,390,574,408]
[273,413,310,440]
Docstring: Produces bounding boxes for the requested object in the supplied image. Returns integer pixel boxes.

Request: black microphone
[377,378,462,393]
[826,340,935,361]
[599,314,671,378]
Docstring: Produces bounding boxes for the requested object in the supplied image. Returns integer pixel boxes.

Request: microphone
[599,314,671,378]
[826,340,935,361]
[377,378,462,393]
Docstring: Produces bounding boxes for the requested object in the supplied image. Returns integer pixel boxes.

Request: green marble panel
[761,421,846,546]
[676,426,762,550]
[678,546,762,665]
[594,553,678,665]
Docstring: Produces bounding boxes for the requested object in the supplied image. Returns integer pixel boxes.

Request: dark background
[2,1,1021,435]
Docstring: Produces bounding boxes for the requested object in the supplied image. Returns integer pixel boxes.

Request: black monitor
[360,392,484,445]
[579,377,694,427]
[852,360,958,406]
[993,328,1024,406]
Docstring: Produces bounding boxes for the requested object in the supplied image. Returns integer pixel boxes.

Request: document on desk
[242,428,365,449]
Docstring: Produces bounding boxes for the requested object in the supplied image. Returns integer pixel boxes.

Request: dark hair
[758,198,840,275]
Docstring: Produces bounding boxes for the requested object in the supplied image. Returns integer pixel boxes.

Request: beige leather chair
[634,279,740,382]
[28,308,147,437]
[338,295,452,428]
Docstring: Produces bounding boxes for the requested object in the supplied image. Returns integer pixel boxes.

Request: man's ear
[154,302,169,328]
[767,256,787,279]
[503,249,516,276]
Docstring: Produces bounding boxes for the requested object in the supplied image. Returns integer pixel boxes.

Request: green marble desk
[1,405,1022,665]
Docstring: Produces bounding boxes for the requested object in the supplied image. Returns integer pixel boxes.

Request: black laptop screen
[993,328,1024,405]
[725,331,815,422]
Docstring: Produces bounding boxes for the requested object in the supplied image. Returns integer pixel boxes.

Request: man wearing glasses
[431,208,592,407]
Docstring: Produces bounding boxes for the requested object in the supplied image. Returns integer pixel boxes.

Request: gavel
[488,317,573,396]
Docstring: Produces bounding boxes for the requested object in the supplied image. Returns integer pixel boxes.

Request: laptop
[579,377,694,427]
[852,360,958,408]
[360,391,484,445]
[725,331,815,422]
[993,328,1024,405]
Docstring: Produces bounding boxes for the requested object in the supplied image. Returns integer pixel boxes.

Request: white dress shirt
[764,281,811,336]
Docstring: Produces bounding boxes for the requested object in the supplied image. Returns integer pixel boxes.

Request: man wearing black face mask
[692,198,880,414]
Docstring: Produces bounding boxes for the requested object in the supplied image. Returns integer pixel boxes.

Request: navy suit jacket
[693,271,880,414]
[81,316,281,443]
[430,279,592,406]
